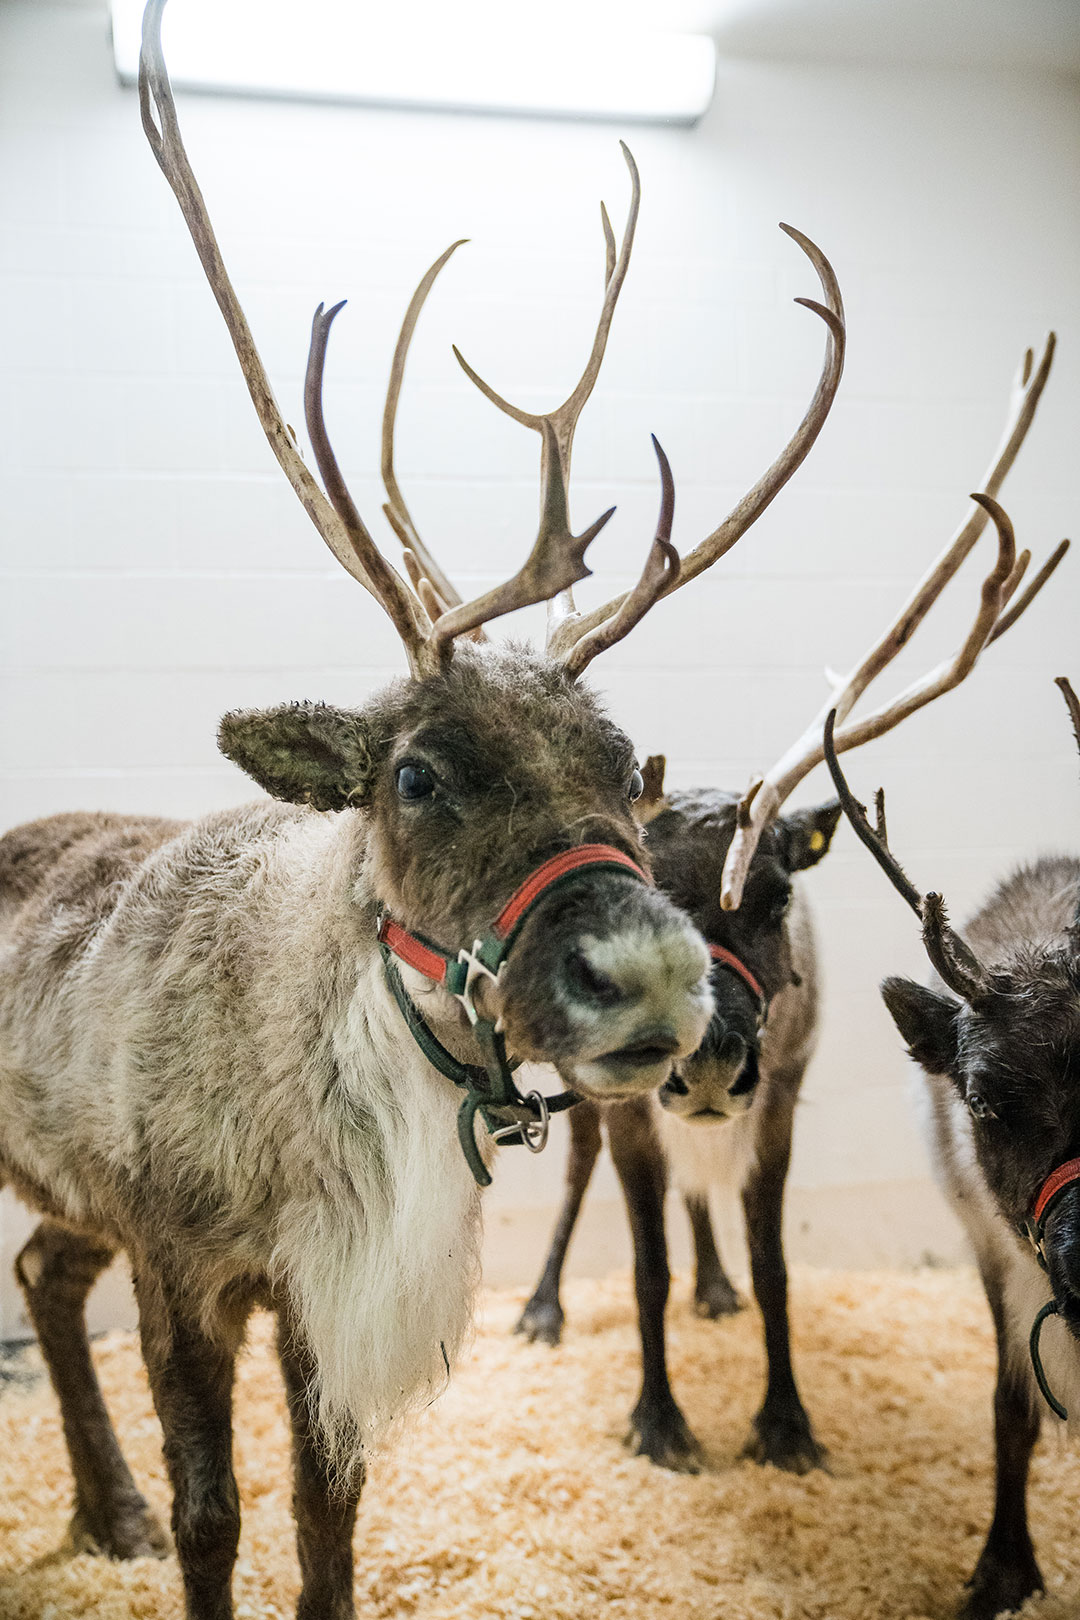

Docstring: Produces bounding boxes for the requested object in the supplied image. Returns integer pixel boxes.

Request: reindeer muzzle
[377,843,648,1186]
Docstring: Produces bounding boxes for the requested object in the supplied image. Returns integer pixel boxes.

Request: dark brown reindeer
[516,351,1068,1475]
[0,5,860,1619]
[825,678,1080,1620]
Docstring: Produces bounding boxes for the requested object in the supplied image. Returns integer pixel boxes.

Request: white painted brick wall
[1,2,1079,1329]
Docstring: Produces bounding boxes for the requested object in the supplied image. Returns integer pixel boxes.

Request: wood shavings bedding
[1,1267,1078,1620]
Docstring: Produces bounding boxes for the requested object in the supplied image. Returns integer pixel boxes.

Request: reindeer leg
[961,1258,1042,1620]
[277,1313,362,1620]
[136,1272,244,1620]
[15,1220,168,1559]
[515,1099,602,1345]
[608,1097,702,1472]
[684,1193,743,1318]
[741,1067,825,1473]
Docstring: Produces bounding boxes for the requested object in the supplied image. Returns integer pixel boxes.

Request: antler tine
[381,240,469,611]
[1055,676,1080,756]
[822,709,922,916]
[139,0,438,674]
[921,892,991,1004]
[429,417,615,649]
[558,436,680,676]
[555,223,847,667]
[718,329,1062,910]
[824,712,990,1002]
[437,143,640,641]
[304,302,434,673]
[990,538,1070,644]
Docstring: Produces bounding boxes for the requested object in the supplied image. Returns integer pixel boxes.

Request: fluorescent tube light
[109,1,716,125]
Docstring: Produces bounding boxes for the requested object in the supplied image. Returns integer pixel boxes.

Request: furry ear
[635,754,669,825]
[777,800,842,871]
[218,703,381,811]
[881,976,962,1077]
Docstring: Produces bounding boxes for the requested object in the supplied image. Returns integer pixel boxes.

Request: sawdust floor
[1,1267,1079,1620]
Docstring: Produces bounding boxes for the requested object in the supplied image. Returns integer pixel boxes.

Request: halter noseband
[377,843,648,1186]
[1020,1155,1080,1420]
[708,942,766,1017]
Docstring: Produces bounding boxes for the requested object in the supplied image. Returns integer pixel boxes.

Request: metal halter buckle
[456,941,505,1026]
[490,1090,550,1154]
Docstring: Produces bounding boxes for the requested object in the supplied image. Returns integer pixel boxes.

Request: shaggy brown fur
[0,644,712,1620]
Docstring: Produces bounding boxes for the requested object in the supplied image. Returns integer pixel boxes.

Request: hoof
[68,1498,171,1561]
[960,1544,1043,1620]
[742,1407,827,1475]
[514,1294,564,1347]
[626,1396,704,1474]
[693,1276,743,1319]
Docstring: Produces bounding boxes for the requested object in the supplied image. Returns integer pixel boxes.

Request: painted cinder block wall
[1,0,1079,1333]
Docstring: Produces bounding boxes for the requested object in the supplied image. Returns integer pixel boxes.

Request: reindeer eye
[967,1092,993,1121]
[396,763,434,801]
[628,768,644,802]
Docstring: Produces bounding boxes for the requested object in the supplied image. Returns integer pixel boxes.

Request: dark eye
[967,1092,994,1121]
[396,763,435,801]
[628,768,644,802]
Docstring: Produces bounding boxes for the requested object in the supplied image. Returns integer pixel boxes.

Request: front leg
[960,1263,1042,1620]
[608,1098,702,1473]
[515,1099,602,1346]
[277,1313,362,1620]
[136,1272,244,1620]
[741,1069,825,1474]
[684,1192,743,1318]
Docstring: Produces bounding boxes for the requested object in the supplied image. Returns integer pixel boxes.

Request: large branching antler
[139,0,440,672]
[548,223,847,672]
[141,0,623,678]
[434,142,660,655]
[720,337,1066,909]
[822,709,990,1003]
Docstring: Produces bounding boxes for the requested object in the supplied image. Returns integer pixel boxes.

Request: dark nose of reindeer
[495,873,711,1100]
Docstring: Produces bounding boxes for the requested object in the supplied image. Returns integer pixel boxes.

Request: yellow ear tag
[809,830,826,853]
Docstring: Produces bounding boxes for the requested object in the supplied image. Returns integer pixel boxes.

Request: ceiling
[56,0,1080,75]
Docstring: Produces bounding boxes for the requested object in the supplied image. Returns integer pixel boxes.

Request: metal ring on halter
[519,1090,549,1153]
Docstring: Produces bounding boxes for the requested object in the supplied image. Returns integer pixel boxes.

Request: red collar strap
[377,843,649,1011]
[1022,1156,1080,1270]
[708,943,765,1010]
[1033,1157,1080,1226]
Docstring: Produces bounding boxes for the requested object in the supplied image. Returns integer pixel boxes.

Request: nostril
[661,1072,690,1097]
[565,949,625,1007]
[729,1044,759,1097]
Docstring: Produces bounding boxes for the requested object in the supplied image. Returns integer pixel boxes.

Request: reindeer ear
[777,800,842,871]
[218,703,381,811]
[881,976,961,1077]
[635,754,669,825]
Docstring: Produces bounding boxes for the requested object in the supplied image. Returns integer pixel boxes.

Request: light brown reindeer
[0,3,846,1618]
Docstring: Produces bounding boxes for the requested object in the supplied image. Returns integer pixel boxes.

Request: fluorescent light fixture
[109,1,716,125]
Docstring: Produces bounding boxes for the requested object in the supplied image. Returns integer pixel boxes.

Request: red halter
[1033,1157,1080,1229]
[377,843,649,1005]
[708,942,765,1008]
[1023,1156,1080,1270]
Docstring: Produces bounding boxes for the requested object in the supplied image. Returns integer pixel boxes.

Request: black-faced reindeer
[0,4,861,1618]
[515,343,1068,1476]
[825,677,1080,1620]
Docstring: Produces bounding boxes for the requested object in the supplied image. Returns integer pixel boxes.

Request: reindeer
[825,678,1080,1620]
[514,350,1068,1476]
[0,4,860,1617]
